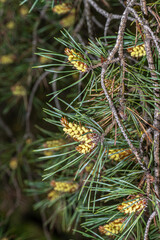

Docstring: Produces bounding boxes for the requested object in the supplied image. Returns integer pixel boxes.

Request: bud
[43,139,65,156]
[26,138,32,145]
[6,21,15,30]
[85,163,94,173]
[19,6,28,16]
[9,157,18,170]
[85,162,97,176]
[60,9,76,28]
[127,44,146,58]
[52,3,71,15]
[11,84,26,97]
[50,180,79,193]
[47,190,61,201]
[0,54,15,64]
[39,56,50,64]
[99,218,125,236]
[108,149,132,161]
[118,194,147,214]
[61,117,98,154]
[65,48,88,72]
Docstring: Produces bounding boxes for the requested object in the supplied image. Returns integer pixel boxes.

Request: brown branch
[128,7,160,55]
[88,0,134,21]
[26,71,50,135]
[101,66,147,172]
[140,0,160,199]
[102,0,136,69]
[104,14,112,44]
[92,16,104,29]
[89,57,119,70]
[0,114,14,140]
[84,0,94,40]
[144,211,157,240]
[74,12,85,34]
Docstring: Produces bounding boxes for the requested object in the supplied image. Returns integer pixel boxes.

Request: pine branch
[84,0,94,41]
[26,71,50,135]
[144,211,157,240]
[140,0,160,200]
[101,66,147,172]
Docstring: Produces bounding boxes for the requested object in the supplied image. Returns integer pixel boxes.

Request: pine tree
[0,0,160,240]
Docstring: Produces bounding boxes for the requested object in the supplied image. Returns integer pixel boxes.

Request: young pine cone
[65,48,88,72]
[118,194,147,214]
[50,180,79,193]
[11,84,26,97]
[61,117,99,154]
[43,139,65,156]
[108,149,132,161]
[52,3,71,15]
[47,190,61,201]
[60,9,76,28]
[99,218,125,236]
[127,44,146,58]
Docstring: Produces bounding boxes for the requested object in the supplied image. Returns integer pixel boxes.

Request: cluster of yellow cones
[127,44,146,58]
[99,194,147,236]
[61,117,98,154]
[65,48,88,72]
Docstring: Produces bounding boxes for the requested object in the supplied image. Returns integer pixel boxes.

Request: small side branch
[140,0,160,199]
[84,0,94,40]
[0,115,13,139]
[26,71,50,135]
[88,0,134,21]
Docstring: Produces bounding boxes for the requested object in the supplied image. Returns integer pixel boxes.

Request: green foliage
[1,0,160,239]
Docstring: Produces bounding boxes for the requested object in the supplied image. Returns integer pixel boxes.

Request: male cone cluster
[61,117,98,154]
[65,48,88,72]
[60,9,76,28]
[11,84,26,97]
[108,149,132,161]
[127,44,146,58]
[50,180,79,193]
[0,54,15,64]
[118,194,147,214]
[47,190,61,201]
[52,3,71,15]
[43,139,65,156]
[99,218,125,236]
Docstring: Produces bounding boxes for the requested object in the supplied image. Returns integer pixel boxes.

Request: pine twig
[144,211,157,240]
[0,114,14,139]
[128,7,160,55]
[74,12,85,34]
[92,16,104,29]
[101,66,147,172]
[140,0,160,199]
[102,0,136,68]
[104,14,112,44]
[26,71,50,135]
[84,0,94,41]
[88,0,135,21]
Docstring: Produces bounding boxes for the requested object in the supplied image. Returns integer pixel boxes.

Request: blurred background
[0,0,81,239]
